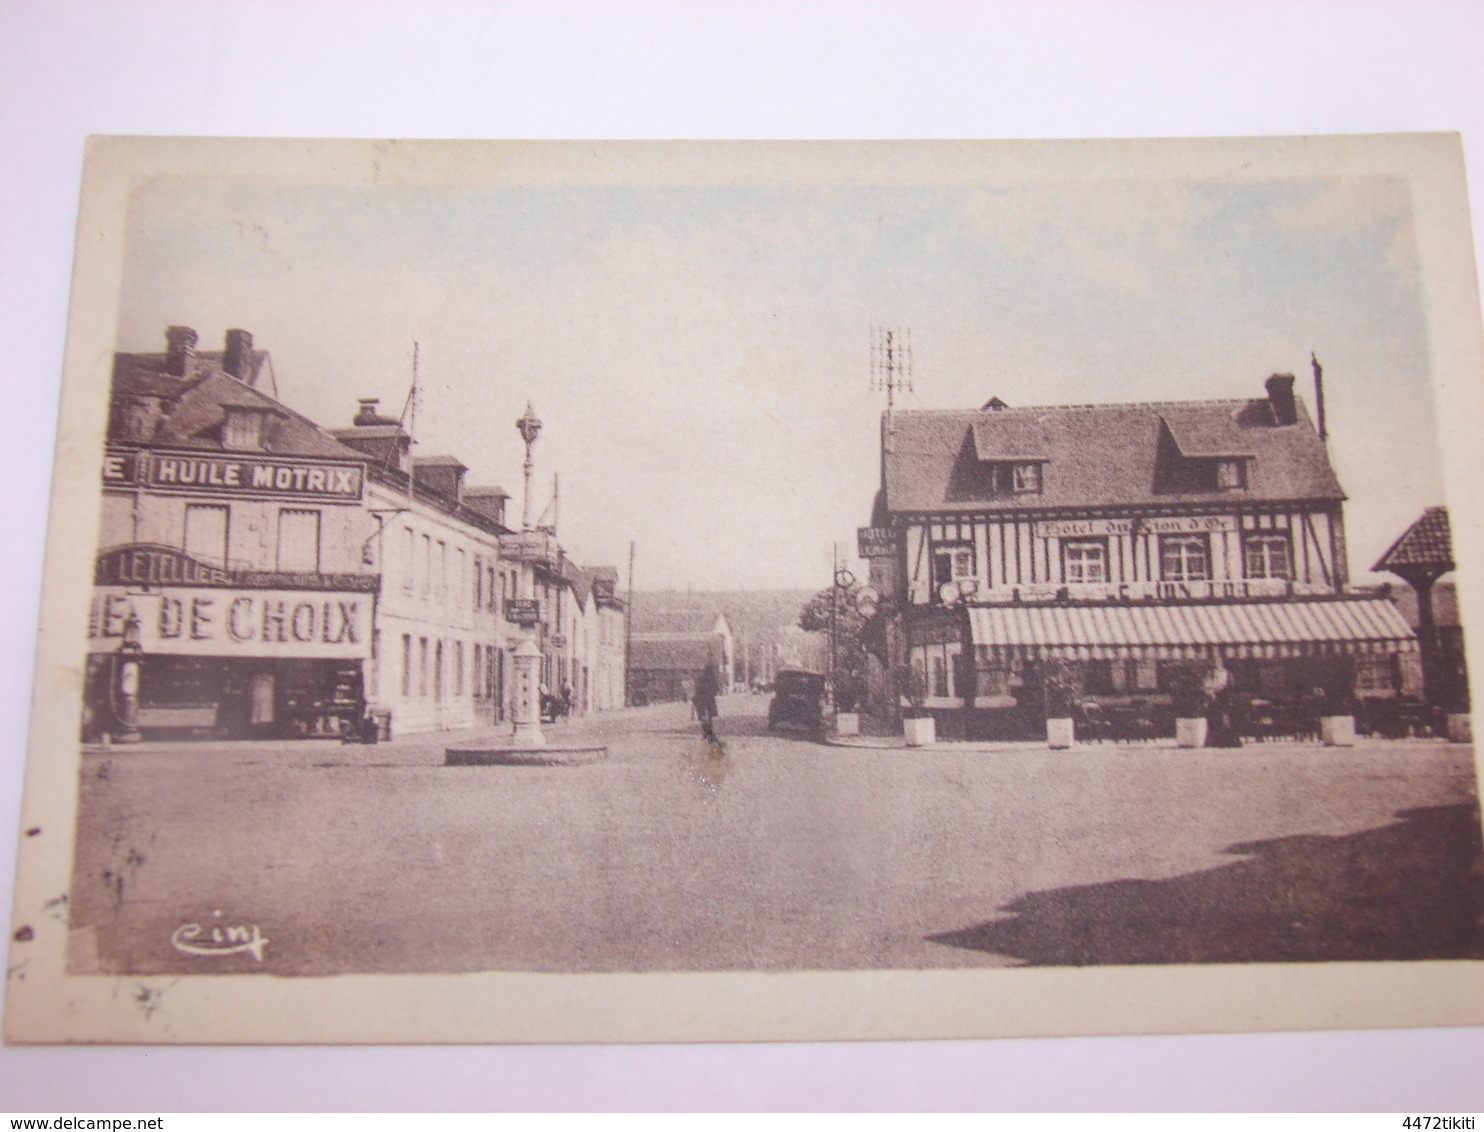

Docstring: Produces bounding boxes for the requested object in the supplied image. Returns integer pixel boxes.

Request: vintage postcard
[5,135,1483,1044]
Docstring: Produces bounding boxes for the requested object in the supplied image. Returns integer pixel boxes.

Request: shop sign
[89,585,372,659]
[1034,515,1237,539]
[103,447,364,503]
[973,578,1295,604]
[857,527,896,558]
[505,598,541,625]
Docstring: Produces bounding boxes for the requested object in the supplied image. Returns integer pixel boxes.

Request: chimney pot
[164,326,198,376]
[223,329,254,381]
[1265,373,1298,426]
[354,398,381,426]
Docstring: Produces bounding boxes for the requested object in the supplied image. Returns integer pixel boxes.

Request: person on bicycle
[693,664,720,743]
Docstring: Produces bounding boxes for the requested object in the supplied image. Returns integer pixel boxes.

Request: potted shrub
[897,663,935,747]
[833,670,861,736]
[1041,659,1080,750]
[1317,657,1357,747]
[1169,661,1213,749]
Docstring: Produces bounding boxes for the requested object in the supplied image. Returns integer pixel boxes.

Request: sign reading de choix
[89,586,372,659]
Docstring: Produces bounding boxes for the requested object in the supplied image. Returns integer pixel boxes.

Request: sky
[114,168,1444,591]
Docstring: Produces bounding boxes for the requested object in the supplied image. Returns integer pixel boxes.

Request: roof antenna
[870,325,913,417]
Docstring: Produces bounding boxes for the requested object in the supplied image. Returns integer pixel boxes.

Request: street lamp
[829,549,855,713]
[113,608,143,744]
[510,402,545,748]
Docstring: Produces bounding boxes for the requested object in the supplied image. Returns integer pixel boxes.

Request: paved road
[66,694,1484,975]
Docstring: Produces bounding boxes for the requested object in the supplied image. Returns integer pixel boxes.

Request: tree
[799,583,868,712]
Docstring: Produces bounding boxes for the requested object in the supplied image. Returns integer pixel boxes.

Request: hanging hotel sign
[504,598,542,626]
[102,447,365,503]
[1034,515,1238,539]
[857,527,896,558]
[88,585,373,659]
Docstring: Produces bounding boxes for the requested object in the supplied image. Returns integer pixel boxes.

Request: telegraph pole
[624,540,636,706]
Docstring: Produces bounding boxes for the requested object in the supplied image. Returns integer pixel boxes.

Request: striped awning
[967,597,1417,662]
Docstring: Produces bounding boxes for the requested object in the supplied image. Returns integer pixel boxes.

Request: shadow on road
[928,802,1484,965]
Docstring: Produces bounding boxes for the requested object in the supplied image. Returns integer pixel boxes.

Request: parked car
[767,669,826,732]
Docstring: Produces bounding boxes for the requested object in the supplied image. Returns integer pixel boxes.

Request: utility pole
[624,540,636,706]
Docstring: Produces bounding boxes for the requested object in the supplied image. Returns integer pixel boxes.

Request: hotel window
[419,637,429,697]
[1244,534,1292,580]
[401,634,412,697]
[276,508,321,573]
[932,544,976,593]
[1161,535,1210,582]
[183,503,229,568]
[457,548,467,607]
[421,534,432,597]
[454,640,465,697]
[1063,540,1107,584]
[436,541,447,601]
[474,555,484,608]
[1215,459,1246,491]
[1012,462,1042,494]
[402,527,415,593]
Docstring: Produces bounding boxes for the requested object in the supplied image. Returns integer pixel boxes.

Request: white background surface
[2,0,1483,1113]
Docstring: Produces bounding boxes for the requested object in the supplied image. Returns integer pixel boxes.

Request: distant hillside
[632,589,815,642]
[631,589,825,677]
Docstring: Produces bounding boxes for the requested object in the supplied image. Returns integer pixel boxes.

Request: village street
[65,694,1483,977]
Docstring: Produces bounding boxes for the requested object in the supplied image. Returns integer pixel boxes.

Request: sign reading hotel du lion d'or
[102,447,365,503]
[1033,515,1240,539]
[88,586,372,659]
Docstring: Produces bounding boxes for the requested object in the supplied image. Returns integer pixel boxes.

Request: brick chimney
[164,326,198,376]
[223,329,254,382]
[1265,373,1298,426]
[331,400,411,471]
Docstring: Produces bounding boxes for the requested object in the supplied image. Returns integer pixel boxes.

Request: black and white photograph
[5,134,1482,1050]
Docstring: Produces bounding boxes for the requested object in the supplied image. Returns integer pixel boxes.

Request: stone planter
[1175,717,1208,749]
[1320,714,1356,747]
[1046,716,1075,750]
[903,715,936,747]
[1447,713,1472,743]
[834,712,860,737]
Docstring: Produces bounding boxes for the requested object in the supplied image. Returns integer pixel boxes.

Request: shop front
[974,595,1418,743]
[907,594,1417,743]
[85,546,377,740]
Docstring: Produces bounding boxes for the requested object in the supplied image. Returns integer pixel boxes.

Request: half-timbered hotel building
[865,373,1417,740]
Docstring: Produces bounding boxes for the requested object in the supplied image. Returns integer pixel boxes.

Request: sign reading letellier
[89,586,372,659]
[103,447,364,503]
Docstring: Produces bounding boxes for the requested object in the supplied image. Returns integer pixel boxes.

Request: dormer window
[223,407,269,451]
[1012,462,1042,494]
[1215,459,1245,491]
